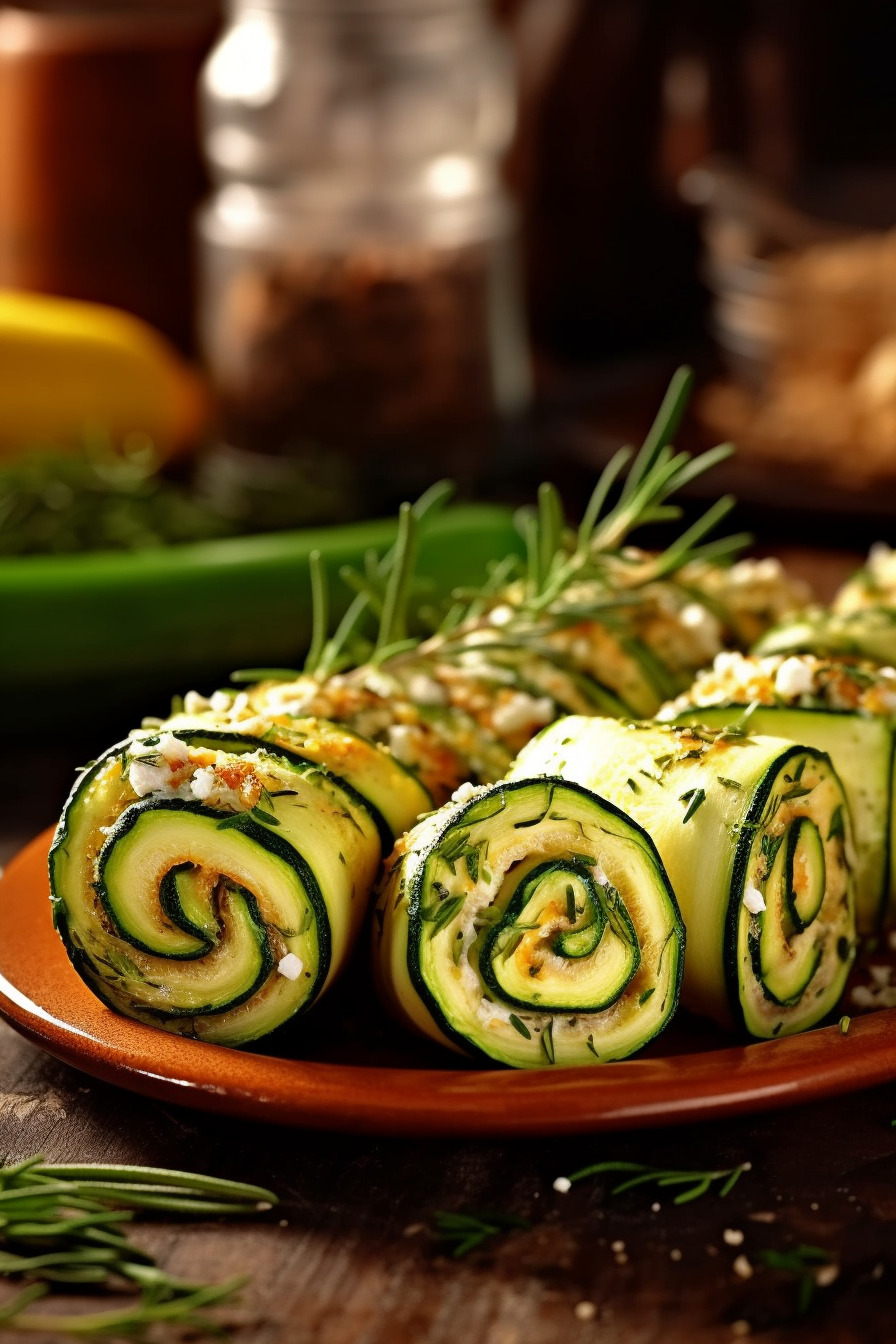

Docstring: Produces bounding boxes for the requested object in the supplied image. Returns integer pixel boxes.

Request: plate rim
[2,830,895,1137]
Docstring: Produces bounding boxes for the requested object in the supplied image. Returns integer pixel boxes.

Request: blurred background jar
[196,0,531,524]
[0,1,217,353]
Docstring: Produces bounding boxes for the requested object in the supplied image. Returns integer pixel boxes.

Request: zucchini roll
[50,715,432,1045]
[466,554,809,723]
[374,778,684,1067]
[755,607,896,668]
[832,542,896,615]
[661,651,896,931]
[513,717,856,1038]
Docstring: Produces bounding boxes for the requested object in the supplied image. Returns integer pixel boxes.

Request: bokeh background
[3,0,896,747]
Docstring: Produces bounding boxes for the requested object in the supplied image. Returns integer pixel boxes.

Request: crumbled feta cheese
[732,1254,754,1280]
[552,1176,572,1194]
[488,604,514,628]
[183,690,211,714]
[743,884,766,915]
[681,602,711,629]
[232,692,251,715]
[233,716,269,738]
[774,656,815,700]
[210,690,235,713]
[190,767,217,801]
[593,864,609,888]
[451,781,484,805]
[491,692,555,736]
[388,724,420,766]
[713,650,744,677]
[458,650,517,682]
[262,685,316,716]
[277,953,304,981]
[128,760,174,797]
[158,733,190,766]
[405,673,447,706]
[361,669,398,701]
[679,603,723,658]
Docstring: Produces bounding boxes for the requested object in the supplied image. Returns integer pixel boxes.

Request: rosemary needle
[0,1157,277,1338]
[559,1159,752,1204]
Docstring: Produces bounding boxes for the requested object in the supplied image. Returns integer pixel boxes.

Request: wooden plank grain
[1,1016,895,1344]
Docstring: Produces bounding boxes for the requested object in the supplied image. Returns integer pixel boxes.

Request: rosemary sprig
[313,479,454,678]
[755,1244,835,1315]
[432,1210,530,1259]
[472,366,745,623]
[559,1159,751,1204]
[0,1157,276,1338]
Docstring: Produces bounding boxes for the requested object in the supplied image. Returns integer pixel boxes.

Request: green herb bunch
[0,438,237,556]
[0,1157,276,1337]
[283,366,743,685]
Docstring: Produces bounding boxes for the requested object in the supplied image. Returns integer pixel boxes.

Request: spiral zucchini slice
[374,777,684,1067]
[513,717,856,1039]
[661,654,896,932]
[49,720,427,1046]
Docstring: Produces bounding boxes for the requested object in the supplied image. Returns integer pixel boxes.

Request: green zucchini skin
[755,608,896,667]
[374,777,684,1068]
[668,703,892,933]
[48,716,426,1047]
[513,717,856,1039]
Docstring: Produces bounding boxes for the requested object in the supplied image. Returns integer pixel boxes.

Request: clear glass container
[197,0,530,521]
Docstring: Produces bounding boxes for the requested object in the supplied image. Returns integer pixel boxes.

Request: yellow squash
[0,289,209,460]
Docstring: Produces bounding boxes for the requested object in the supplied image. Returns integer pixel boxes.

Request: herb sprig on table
[432,1210,531,1259]
[0,1157,276,1337]
[555,1159,752,1204]
[755,1244,836,1316]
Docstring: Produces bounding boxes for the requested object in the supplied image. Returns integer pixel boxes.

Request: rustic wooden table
[1,551,894,1344]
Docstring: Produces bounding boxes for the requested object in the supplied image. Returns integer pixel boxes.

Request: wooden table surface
[2,550,895,1344]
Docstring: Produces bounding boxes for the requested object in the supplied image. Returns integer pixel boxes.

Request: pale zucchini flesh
[513,717,856,1039]
[49,728,386,1046]
[670,703,891,932]
[374,777,684,1068]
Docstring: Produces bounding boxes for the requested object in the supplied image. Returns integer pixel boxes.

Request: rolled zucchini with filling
[755,607,896,668]
[50,718,431,1046]
[374,777,684,1067]
[660,652,896,932]
[512,717,856,1039]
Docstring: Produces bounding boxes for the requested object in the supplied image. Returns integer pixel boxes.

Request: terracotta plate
[2,831,895,1137]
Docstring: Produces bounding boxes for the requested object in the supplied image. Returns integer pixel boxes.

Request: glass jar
[196,0,530,523]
